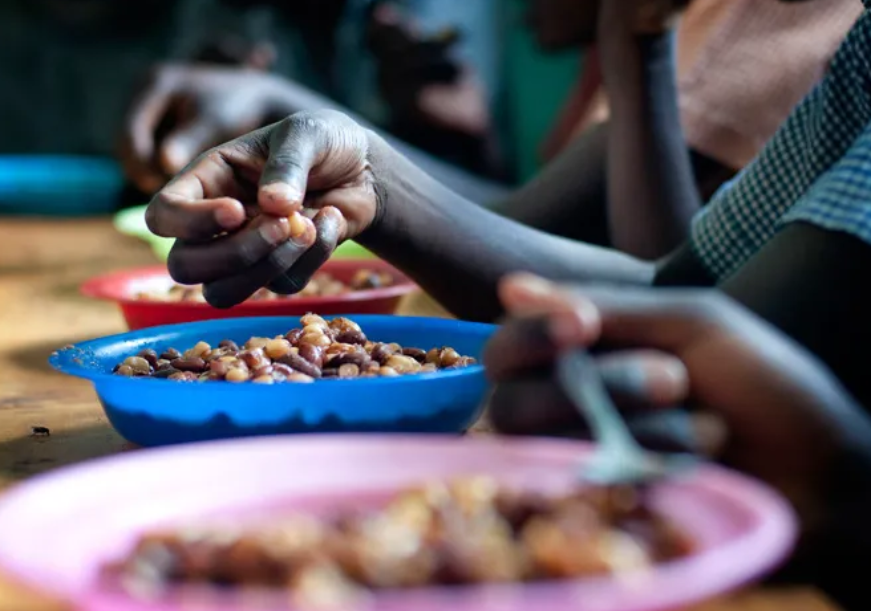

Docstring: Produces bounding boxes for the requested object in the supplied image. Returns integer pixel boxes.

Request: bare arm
[600,23,702,259]
[489,123,611,246]
[267,79,510,204]
[656,223,871,407]
[357,133,656,321]
[721,223,871,410]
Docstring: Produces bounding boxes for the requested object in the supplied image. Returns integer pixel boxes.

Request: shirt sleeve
[688,9,871,282]
[688,83,850,283]
[779,123,871,246]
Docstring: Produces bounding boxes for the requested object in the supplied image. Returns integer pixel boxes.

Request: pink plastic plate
[0,435,796,611]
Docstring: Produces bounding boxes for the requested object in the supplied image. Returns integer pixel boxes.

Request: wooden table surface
[0,217,840,611]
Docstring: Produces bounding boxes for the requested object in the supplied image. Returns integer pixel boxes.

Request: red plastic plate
[81,260,419,330]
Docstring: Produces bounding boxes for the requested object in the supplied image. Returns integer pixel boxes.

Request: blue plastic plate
[50,315,495,447]
[0,155,124,216]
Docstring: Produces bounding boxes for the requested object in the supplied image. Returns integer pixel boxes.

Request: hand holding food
[145,110,381,308]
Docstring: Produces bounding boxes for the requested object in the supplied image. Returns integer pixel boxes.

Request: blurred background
[0,0,584,218]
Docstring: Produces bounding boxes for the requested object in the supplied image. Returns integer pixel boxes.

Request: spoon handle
[557,350,648,458]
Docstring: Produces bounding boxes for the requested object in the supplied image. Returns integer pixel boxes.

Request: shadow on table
[7,335,97,375]
[44,276,97,302]
[0,424,136,485]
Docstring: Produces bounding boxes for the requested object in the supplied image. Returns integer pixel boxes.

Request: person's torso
[569,0,862,171]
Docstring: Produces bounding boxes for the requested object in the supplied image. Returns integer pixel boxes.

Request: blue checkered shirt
[690,2,871,281]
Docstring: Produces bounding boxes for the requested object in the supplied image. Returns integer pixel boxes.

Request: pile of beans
[136,269,394,302]
[106,478,694,603]
[112,314,476,383]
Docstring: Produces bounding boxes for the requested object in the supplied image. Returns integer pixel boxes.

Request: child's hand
[485,274,871,527]
[144,110,379,308]
[120,65,335,196]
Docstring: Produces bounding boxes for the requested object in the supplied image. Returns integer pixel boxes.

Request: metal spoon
[557,349,697,485]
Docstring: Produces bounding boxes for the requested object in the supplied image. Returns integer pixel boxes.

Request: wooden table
[0,218,840,611]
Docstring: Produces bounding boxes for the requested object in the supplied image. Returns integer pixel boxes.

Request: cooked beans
[112,315,476,383]
[106,478,694,602]
[136,270,395,302]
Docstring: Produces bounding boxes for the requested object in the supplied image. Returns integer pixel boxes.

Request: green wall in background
[500,0,582,182]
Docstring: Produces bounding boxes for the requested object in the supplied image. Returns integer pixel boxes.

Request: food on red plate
[105,477,694,605]
[112,314,476,382]
[135,269,394,303]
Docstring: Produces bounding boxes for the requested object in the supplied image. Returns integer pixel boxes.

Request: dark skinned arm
[489,120,734,246]
[146,109,660,321]
[657,222,871,407]
[720,222,871,409]
[274,24,715,245]
[266,78,510,204]
[600,26,702,260]
[646,222,871,607]
[357,133,656,321]
[488,17,732,248]
[489,123,611,246]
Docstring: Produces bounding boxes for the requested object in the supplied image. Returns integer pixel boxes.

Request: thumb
[572,285,720,352]
[257,116,321,217]
[498,273,601,347]
[501,274,717,354]
[160,118,223,175]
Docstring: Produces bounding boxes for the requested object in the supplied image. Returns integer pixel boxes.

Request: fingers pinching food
[144,110,380,308]
[269,206,349,295]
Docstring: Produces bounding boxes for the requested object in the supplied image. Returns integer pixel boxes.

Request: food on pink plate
[105,477,694,604]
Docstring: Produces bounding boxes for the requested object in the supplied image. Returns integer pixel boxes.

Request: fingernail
[260,183,301,210]
[215,205,243,229]
[651,358,689,403]
[548,299,600,346]
[258,218,289,245]
[318,206,349,239]
[507,273,557,298]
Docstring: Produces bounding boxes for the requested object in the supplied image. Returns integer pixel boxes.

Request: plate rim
[0,435,798,611]
[49,314,493,385]
[80,262,418,308]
